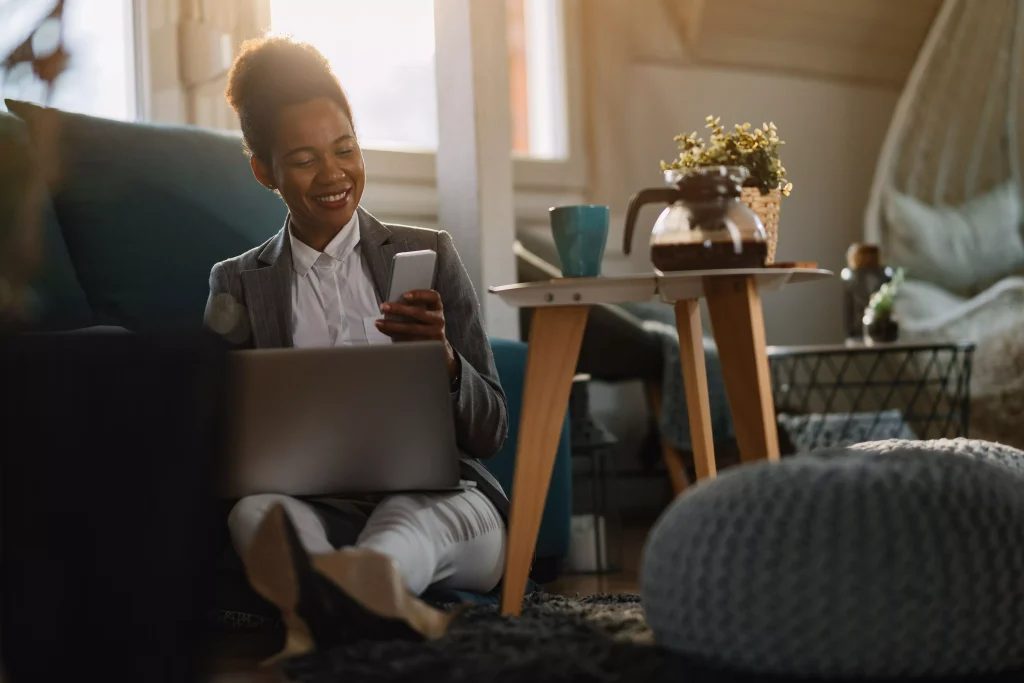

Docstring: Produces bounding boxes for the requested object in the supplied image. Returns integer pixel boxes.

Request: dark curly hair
[225,35,354,164]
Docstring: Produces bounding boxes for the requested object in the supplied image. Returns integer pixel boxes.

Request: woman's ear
[250,155,276,191]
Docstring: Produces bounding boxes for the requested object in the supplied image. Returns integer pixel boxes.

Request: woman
[205,36,509,645]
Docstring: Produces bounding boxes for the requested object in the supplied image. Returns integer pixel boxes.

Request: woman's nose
[319,160,347,183]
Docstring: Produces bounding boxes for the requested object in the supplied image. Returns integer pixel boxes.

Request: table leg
[674,299,718,480]
[704,276,780,463]
[501,305,589,616]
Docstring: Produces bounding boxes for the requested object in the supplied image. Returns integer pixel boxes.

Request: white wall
[615,64,899,345]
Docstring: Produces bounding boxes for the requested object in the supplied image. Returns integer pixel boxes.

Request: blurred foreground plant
[1,0,68,327]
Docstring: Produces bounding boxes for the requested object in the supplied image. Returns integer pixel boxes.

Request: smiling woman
[208,35,515,655]
[225,37,364,245]
[254,97,362,249]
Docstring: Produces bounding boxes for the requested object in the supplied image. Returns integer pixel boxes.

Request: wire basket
[769,342,974,453]
[741,187,781,264]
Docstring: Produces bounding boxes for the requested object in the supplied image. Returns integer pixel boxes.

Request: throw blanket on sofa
[618,302,734,451]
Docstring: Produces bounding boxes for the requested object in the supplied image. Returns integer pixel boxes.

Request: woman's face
[253,97,365,237]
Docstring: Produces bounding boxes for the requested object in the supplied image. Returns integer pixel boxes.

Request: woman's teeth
[316,191,348,204]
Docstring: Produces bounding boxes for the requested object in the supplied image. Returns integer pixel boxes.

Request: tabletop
[488,268,833,308]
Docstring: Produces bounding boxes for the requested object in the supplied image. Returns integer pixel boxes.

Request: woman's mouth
[313,189,351,210]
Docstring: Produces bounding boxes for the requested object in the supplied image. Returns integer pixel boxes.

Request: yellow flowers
[664,114,792,197]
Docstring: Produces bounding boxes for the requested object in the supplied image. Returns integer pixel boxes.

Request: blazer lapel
[359,207,397,303]
[241,223,292,349]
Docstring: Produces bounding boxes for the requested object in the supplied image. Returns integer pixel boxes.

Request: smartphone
[386,249,438,321]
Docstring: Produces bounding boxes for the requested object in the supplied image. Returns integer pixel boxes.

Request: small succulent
[865,268,905,318]
[662,116,792,196]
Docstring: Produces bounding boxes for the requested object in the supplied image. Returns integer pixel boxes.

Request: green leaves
[866,267,906,316]
[663,115,792,196]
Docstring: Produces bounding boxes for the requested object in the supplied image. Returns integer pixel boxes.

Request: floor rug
[280,592,687,682]
[277,592,1024,683]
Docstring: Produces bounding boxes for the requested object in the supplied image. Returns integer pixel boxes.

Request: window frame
[358,0,587,195]
[132,0,586,203]
[132,0,151,120]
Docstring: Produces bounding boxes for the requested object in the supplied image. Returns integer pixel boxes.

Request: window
[507,0,568,160]
[0,0,136,120]
[269,0,568,159]
[270,0,438,152]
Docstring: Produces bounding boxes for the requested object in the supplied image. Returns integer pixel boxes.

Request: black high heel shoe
[242,504,458,662]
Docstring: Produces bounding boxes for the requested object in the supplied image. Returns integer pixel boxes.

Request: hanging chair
[864,0,1024,449]
[863,0,1024,343]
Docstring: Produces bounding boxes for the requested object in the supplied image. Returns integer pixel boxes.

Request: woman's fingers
[401,290,443,311]
[381,302,436,323]
[376,289,446,342]
[375,319,442,339]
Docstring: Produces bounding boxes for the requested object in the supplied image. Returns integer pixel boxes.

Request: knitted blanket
[618,302,733,451]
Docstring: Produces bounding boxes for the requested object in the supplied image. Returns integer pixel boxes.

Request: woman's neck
[290,218,343,252]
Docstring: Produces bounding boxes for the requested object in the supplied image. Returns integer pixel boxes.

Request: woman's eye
[336,148,353,157]
[293,159,315,168]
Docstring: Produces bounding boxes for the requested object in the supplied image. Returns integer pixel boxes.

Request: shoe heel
[242,504,314,661]
[312,549,459,641]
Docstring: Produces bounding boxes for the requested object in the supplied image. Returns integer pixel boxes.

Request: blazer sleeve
[203,260,253,348]
[435,230,509,459]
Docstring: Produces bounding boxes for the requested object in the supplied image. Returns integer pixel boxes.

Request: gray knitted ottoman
[641,439,1024,680]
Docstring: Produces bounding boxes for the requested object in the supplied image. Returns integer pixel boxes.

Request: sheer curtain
[146,0,269,128]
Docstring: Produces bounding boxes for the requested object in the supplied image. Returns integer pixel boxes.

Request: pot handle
[623,188,682,255]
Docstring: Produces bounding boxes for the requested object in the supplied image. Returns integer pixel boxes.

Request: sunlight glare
[269,0,438,151]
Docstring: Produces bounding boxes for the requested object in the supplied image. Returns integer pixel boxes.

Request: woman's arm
[434,230,509,460]
[204,261,253,348]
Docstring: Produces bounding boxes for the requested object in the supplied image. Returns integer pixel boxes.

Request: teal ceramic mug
[549,205,610,278]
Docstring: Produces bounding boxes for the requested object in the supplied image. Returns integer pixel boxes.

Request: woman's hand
[376,290,459,380]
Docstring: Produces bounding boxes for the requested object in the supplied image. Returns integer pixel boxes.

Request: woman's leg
[356,488,506,595]
[228,493,335,557]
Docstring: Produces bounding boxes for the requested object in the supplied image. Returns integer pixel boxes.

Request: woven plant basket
[741,187,781,264]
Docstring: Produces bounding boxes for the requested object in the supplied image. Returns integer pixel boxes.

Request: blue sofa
[0,101,572,590]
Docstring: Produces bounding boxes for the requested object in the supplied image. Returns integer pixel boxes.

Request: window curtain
[145,0,270,128]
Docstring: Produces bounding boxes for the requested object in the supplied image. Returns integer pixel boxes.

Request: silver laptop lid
[222,341,461,498]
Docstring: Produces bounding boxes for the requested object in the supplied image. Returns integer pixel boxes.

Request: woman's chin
[309,203,356,229]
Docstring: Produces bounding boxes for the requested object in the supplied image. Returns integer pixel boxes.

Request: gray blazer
[204,207,511,517]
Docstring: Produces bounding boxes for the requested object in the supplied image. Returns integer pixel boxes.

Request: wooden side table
[489,268,831,616]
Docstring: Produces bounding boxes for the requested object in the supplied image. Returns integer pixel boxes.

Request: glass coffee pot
[623,166,768,272]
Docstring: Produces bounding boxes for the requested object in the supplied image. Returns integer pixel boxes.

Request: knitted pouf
[641,439,1024,679]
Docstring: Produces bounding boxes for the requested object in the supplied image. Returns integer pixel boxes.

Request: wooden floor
[546,525,647,597]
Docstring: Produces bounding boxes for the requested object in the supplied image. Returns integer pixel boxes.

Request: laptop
[221,341,463,498]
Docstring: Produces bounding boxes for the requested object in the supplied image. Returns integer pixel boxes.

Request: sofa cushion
[6,100,286,333]
[0,110,93,329]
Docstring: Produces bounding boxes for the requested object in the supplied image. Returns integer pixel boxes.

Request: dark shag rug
[276,593,1024,683]
[281,593,679,683]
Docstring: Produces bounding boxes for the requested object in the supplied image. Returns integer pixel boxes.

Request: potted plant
[662,116,792,264]
[862,267,905,344]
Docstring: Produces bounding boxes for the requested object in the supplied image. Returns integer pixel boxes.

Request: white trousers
[228,487,506,596]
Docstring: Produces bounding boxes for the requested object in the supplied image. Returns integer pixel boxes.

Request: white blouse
[288,212,391,348]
